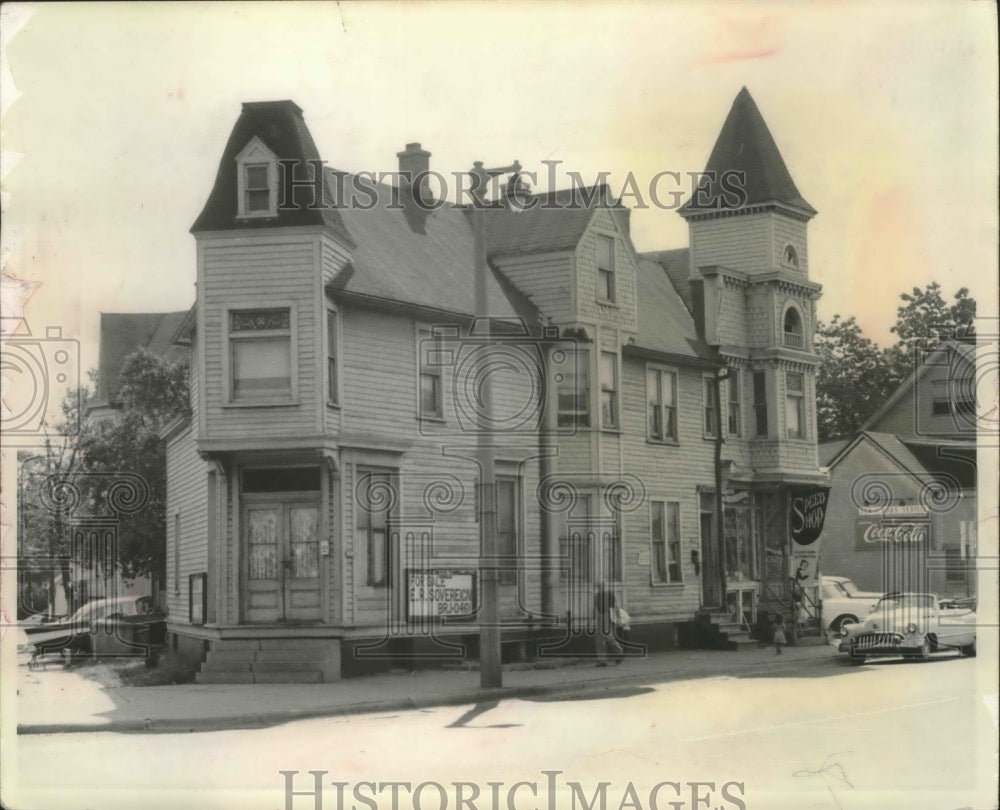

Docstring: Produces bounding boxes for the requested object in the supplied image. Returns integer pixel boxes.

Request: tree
[814,315,897,441]
[884,283,977,383]
[74,349,189,583]
[814,284,977,442]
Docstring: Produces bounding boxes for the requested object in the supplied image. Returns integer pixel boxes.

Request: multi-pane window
[497,477,519,586]
[753,371,768,436]
[600,352,618,429]
[245,164,271,213]
[357,468,394,587]
[556,349,590,427]
[647,367,677,441]
[727,370,742,436]
[419,331,443,418]
[703,377,717,437]
[597,236,615,302]
[785,371,805,438]
[651,501,681,583]
[327,309,339,405]
[230,308,292,401]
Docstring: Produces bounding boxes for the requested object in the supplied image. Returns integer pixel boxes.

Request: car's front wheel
[961,639,977,658]
[831,615,859,635]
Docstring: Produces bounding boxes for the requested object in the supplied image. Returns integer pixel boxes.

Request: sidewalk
[16,642,840,735]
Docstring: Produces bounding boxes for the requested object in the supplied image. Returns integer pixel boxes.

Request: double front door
[244,499,322,623]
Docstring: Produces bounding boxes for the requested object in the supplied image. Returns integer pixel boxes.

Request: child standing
[772,612,787,655]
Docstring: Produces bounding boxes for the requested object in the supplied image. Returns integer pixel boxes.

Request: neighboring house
[819,340,978,598]
[158,88,827,682]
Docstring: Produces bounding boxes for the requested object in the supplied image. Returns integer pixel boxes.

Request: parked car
[819,575,882,634]
[24,596,165,667]
[838,592,977,663]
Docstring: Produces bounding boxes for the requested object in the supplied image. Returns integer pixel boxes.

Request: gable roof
[191,100,350,239]
[823,430,934,485]
[629,258,717,364]
[680,87,816,217]
[860,339,977,432]
[326,176,520,320]
[96,311,189,405]
[484,185,620,258]
[641,248,692,312]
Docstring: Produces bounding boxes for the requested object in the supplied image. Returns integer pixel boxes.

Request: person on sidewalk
[772,612,787,655]
[593,582,623,667]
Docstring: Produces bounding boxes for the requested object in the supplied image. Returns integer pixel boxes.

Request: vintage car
[23,595,165,667]
[838,592,977,663]
[819,575,883,634]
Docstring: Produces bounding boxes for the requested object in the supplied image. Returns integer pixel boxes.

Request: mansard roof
[191,100,351,238]
[680,87,816,218]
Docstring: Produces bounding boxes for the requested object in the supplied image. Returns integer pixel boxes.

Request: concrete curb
[18,647,841,735]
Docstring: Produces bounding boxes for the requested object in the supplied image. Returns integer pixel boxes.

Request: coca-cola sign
[855,518,931,550]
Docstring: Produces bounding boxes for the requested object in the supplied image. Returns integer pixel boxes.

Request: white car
[820,575,882,634]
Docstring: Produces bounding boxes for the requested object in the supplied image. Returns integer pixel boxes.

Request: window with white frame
[753,370,769,436]
[783,307,804,349]
[647,366,677,441]
[327,309,339,405]
[596,235,615,302]
[236,137,279,219]
[703,376,717,437]
[418,330,443,419]
[556,348,590,427]
[357,468,395,588]
[785,371,805,438]
[931,379,950,416]
[497,476,519,586]
[600,351,619,429]
[651,500,681,583]
[229,308,292,401]
[727,370,742,436]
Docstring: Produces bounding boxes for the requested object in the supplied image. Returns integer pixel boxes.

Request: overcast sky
[2,1,997,381]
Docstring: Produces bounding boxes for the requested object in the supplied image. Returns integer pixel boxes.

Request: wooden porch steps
[195,638,339,683]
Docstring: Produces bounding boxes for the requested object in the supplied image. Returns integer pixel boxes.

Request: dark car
[25,596,165,667]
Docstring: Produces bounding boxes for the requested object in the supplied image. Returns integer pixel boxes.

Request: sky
[1,0,997,389]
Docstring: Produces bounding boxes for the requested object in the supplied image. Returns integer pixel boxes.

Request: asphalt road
[6,652,996,810]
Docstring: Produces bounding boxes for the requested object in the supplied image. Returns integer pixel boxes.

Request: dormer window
[783,306,804,349]
[236,137,279,219]
[782,244,799,269]
[245,165,271,213]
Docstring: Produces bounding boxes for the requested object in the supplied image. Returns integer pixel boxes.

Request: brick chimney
[397,143,431,205]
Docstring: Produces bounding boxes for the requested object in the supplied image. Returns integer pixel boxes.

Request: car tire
[848,649,865,665]
[831,615,859,635]
[961,639,976,658]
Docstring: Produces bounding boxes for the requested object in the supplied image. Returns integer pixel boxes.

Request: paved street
[6,652,996,810]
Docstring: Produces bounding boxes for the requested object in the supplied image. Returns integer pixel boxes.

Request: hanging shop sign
[789,486,830,587]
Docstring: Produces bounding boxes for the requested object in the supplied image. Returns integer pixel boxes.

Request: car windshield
[839,579,860,596]
[874,593,935,611]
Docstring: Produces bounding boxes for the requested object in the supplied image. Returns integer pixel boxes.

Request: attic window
[245,165,271,213]
[782,245,799,269]
[235,137,279,219]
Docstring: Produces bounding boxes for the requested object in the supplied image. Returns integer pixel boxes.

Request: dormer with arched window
[783,304,804,349]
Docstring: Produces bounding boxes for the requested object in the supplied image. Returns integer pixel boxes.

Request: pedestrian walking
[772,612,787,655]
[593,582,624,666]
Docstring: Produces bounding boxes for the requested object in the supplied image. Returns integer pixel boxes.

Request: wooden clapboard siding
[200,233,322,439]
[690,213,771,273]
[575,212,638,331]
[165,422,211,624]
[617,355,715,619]
[772,215,808,273]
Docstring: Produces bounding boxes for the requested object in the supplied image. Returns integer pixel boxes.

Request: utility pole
[470,160,520,690]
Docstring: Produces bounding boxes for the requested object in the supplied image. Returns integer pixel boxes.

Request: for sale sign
[406,570,477,620]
